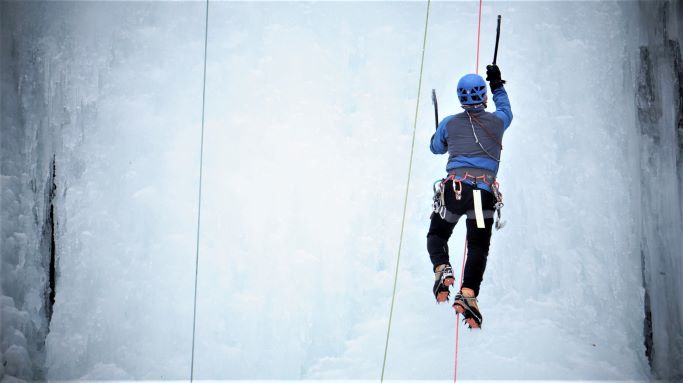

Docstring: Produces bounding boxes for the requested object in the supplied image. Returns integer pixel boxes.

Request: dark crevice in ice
[671,38,683,172]
[641,249,654,371]
[46,156,58,325]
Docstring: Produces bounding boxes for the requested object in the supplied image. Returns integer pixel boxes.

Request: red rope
[454,238,468,382]
[475,0,483,74]
[454,309,460,381]
[469,112,503,149]
[457,1,483,380]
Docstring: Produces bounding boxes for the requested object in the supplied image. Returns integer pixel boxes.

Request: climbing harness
[431,172,505,231]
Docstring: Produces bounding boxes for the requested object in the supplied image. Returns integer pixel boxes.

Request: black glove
[486,64,506,90]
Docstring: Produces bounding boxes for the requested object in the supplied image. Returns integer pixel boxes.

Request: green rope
[190,0,210,381]
[380,0,431,380]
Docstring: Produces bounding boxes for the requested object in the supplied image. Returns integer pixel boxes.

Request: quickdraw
[432,174,461,220]
[491,180,506,230]
[432,179,448,219]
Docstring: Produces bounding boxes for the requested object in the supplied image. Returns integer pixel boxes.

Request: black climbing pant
[427,180,496,297]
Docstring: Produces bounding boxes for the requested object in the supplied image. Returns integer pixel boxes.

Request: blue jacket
[430,86,512,192]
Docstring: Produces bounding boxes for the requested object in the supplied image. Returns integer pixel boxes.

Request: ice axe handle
[493,15,501,65]
[431,89,439,130]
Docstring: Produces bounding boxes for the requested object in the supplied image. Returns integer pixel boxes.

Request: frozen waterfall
[1,1,681,381]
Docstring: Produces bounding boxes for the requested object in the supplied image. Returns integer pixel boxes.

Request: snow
[1,0,681,381]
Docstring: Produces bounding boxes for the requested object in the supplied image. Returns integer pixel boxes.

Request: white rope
[190,0,210,380]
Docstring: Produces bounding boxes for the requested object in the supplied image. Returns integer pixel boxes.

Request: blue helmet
[457,74,487,105]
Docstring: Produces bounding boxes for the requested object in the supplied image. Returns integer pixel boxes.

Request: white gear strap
[472,189,485,228]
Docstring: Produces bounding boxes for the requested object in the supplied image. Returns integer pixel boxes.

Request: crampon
[433,264,455,303]
[453,290,482,329]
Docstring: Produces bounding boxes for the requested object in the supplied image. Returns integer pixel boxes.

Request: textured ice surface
[1,0,680,381]
[634,1,683,380]
[2,2,207,380]
[192,2,649,380]
[1,2,59,379]
[40,3,206,380]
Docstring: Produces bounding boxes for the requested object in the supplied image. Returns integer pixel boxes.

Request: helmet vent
[456,74,487,105]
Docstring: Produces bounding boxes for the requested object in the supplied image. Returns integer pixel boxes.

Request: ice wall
[1,3,61,379]
[0,0,680,381]
[634,0,683,380]
[1,2,207,380]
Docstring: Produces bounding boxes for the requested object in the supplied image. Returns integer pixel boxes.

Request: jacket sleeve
[430,116,451,154]
[492,86,513,130]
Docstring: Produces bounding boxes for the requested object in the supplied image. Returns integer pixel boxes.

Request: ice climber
[427,64,512,329]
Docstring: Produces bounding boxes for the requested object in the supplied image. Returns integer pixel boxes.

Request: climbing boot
[453,288,482,329]
[433,263,455,303]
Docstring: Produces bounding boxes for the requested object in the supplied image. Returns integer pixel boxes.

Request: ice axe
[434,16,501,131]
[431,89,439,130]
[492,15,502,65]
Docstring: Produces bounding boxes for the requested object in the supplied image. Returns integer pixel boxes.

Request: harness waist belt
[447,167,496,183]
